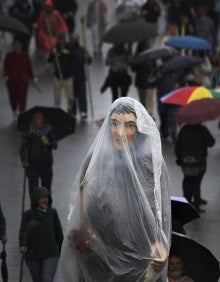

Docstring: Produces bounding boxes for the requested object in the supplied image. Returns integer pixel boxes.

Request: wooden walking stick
[81,15,94,120]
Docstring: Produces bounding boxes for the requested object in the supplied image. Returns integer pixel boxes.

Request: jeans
[26,165,53,198]
[25,257,59,282]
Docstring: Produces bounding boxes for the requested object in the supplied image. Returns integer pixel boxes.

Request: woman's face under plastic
[110,112,137,151]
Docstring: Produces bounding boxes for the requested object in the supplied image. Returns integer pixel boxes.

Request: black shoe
[194,205,206,213]
[197,207,206,213]
[199,198,208,205]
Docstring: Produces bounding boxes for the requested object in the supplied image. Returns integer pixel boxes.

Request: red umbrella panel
[161,86,220,106]
[175,98,220,125]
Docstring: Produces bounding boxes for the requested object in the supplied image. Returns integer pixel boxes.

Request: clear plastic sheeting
[57,97,171,282]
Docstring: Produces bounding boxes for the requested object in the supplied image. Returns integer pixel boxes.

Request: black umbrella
[171,196,200,226]
[161,55,203,74]
[102,20,157,44]
[134,47,179,65]
[17,106,76,140]
[0,14,30,35]
[170,232,220,282]
[0,244,8,282]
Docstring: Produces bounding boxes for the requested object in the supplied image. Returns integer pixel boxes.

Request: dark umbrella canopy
[171,196,200,226]
[0,244,8,282]
[17,106,76,140]
[0,15,30,35]
[161,55,203,74]
[170,232,220,282]
[165,35,212,51]
[134,47,179,65]
[102,21,157,44]
[175,98,220,125]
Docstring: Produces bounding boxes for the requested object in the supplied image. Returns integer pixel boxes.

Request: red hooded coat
[36,0,68,53]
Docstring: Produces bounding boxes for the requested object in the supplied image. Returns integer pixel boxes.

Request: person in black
[9,0,35,51]
[101,43,132,103]
[69,33,92,121]
[19,187,63,282]
[19,111,57,199]
[47,32,74,115]
[132,40,156,118]
[52,0,78,35]
[0,204,7,244]
[175,123,215,212]
[141,0,161,24]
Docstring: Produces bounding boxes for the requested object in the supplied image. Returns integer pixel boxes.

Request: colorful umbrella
[175,98,220,125]
[161,86,220,106]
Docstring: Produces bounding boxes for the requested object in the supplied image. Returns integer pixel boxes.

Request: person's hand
[22,160,29,168]
[61,48,69,55]
[41,136,50,146]
[4,76,9,82]
[20,246,27,253]
[0,235,8,244]
[150,241,168,272]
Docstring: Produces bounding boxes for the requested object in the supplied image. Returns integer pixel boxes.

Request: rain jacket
[19,187,63,259]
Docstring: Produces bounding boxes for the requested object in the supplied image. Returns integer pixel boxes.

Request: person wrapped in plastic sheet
[57,97,171,282]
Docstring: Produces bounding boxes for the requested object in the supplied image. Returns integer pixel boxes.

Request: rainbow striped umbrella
[161,86,220,106]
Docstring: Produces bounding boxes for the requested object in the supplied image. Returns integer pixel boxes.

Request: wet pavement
[0,1,220,281]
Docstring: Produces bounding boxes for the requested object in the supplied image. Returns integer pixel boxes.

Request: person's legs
[6,82,18,114]
[138,88,146,107]
[25,258,42,282]
[192,172,205,208]
[145,88,155,117]
[182,174,194,203]
[111,86,119,102]
[53,76,62,107]
[39,166,53,193]
[77,83,88,115]
[64,77,74,114]
[26,166,40,199]
[18,82,29,113]
[42,257,59,282]
[158,101,169,139]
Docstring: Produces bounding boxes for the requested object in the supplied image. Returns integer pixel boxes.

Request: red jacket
[3,51,33,81]
[36,9,68,53]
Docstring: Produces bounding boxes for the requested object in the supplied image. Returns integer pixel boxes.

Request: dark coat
[175,124,215,168]
[19,207,63,259]
[48,43,74,79]
[19,124,57,167]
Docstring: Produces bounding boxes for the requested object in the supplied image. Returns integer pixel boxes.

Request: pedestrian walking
[175,123,215,212]
[0,204,7,245]
[70,33,92,121]
[19,111,58,199]
[140,0,160,24]
[86,0,108,55]
[19,187,63,282]
[53,0,78,36]
[35,0,68,59]
[8,0,35,51]
[3,36,34,119]
[47,32,74,115]
[132,40,156,118]
[57,97,171,281]
[101,43,132,103]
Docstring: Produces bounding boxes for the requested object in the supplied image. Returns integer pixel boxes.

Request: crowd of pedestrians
[0,0,220,281]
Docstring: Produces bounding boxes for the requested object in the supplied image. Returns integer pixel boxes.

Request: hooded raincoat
[36,0,68,54]
[57,97,171,282]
